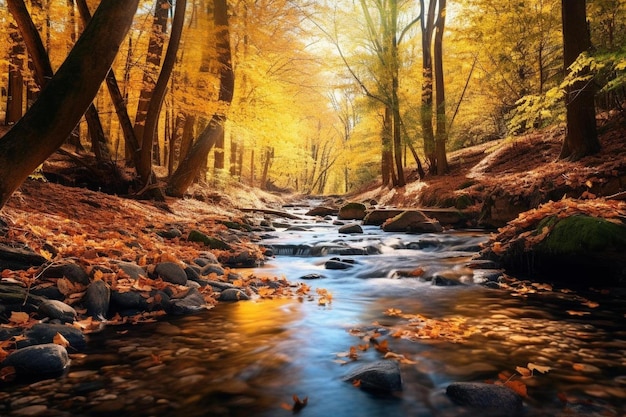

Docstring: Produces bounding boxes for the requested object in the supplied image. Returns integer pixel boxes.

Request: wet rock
[85,280,111,319]
[184,266,202,283]
[193,253,219,266]
[325,258,355,270]
[38,300,76,323]
[22,323,87,351]
[446,382,523,414]
[40,261,90,285]
[0,243,48,270]
[111,290,150,313]
[200,264,225,277]
[187,230,231,250]
[114,261,145,279]
[155,262,188,285]
[432,275,465,286]
[219,288,250,302]
[382,211,443,233]
[363,209,405,225]
[221,251,259,268]
[338,202,367,220]
[300,273,326,280]
[2,343,69,379]
[343,360,402,392]
[338,223,363,234]
[306,206,338,217]
[168,288,207,315]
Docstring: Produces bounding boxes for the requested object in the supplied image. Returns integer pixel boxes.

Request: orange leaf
[504,380,528,397]
[374,339,390,354]
[53,332,70,348]
[515,366,532,378]
[9,311,30,325]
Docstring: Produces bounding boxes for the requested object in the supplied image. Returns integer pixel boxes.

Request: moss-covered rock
[187,230,231,250]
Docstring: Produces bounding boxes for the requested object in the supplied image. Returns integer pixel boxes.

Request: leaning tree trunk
[559,0,600,160]
[0,0,140,209]
[167,0,234,197]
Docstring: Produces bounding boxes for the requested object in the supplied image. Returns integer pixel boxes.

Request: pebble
[11,405,48,416]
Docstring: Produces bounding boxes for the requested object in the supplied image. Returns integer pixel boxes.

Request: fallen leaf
[527,362,551,374]
[8,311,30,325]
[53,332,70,348]
[504,380,528,397]
[515,366,532,378]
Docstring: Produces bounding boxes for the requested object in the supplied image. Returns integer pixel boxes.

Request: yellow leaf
[93,269,104,281]
[53,332,70,348]
[516,366,532,378]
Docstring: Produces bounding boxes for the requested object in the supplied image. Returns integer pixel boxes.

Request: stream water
[2,202,625,417]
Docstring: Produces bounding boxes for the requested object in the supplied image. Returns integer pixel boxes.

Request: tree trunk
[559,0,600,160]
[167,0,233,196]
[434,0,448,175]
[133,0,169,156]
[137,0,187,186]
[5,23,25,125]
[75,0,142,167]
[421,0,437,172]
[0,0,140,209]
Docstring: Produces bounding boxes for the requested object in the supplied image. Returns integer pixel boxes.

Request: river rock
[38,300,76,323]
[155,262,188,285]
[111,290,150,313]
[114,261,145,279]
[0,243,48,271]
[338,223,363,234]
[338,202,367,220]
[221,251,258,268]
[187,230,231,250]
[446,382,523,414]
[2,344,69,379]
[200,264,225,277]
[431,275,465,287]
[85,280,111,319]
[325,258,355,270]
[382,211,443,233]
[219,288,250,302]
[21,323,86,351]
[343,360,402,392]
[168,288,207,315]
[306,206,338,217]
[40,260,90,285]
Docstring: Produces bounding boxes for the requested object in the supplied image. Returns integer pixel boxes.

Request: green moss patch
[537,215,626,255]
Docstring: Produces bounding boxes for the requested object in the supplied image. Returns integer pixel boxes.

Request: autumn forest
[0,0,623,204]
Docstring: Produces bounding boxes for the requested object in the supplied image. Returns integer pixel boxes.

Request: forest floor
[350,113,626,227]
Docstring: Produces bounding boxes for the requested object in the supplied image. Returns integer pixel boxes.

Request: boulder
[21,323,86,351]
[219,288,250,302]
[343,360,402,392]
[168,288,207,314]
[325,258,355,270]
[306,206,338,217]
[0,243,48,271]
[338,223,363,234]
[38,300,76,323]
[382,211,443,233]
[40,261,90,285]
[155,262,188,285]
[114,261,145,279]
[338,202,367,221]
[2,344,69,379]
[187,230,231,250]
[85,280,111,319]
[446,382,523,414]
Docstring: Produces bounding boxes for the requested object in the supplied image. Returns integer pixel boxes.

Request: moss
[455,194,473,209]
[187,230,231,250]
[341,202,366,211]
[537,215,626,255]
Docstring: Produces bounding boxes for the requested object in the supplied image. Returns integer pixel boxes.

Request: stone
[446,382,523,414]
[431,275,465,286]
[156,228,183,239]
[337,202,367,220]
[154,262,188,285]
[41,261,90,285]
[219,288,250,302]
[111,290,150,312]
[38,300,76,323]
[363,209,405,226]
[168,288,207,315]
[114,261,145,279]
[325,258,355,270]
[200,264,225,277]
[338,224,363,234]
[343,360,402,392]
[21,323,87,351]
[187,230,231,250]
[85,280,111,319]
[2,344,69,378]
[382,211,443,233]
[306,206,338,217]
[300,273,326,280]
[0,243,48,271]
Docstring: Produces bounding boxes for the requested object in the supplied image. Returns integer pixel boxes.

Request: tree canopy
[0,0,624,203]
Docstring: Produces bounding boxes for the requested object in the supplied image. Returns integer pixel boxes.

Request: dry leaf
[515,366,532,378]
[9,311,30,325]
[504,380,528,397]
[527,362,551,374]
[53,332,70,348]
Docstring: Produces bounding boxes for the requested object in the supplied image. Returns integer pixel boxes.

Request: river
[1,203,625,417]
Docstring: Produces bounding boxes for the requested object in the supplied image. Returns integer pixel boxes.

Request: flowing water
[2,203,625,417]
